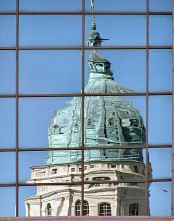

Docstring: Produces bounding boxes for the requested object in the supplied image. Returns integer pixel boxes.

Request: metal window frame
[0,0,173,219]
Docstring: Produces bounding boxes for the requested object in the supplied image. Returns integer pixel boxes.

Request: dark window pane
[0,99,16,148]
[85,15,146,46]
[149,96,172,145]
[0,15,16,46]
[149,15,172,45]
[149,0,172,12]
[148,148,172,179]
[0,50,16,94]
[19,0,81,11]
[85,0,146,11]
[85,50,146,92]
[19,15,82,46]
[149,49,172,92]
[19,50,81,94]
[0,187,16,217]
[0,0,16,11]
[149,182,171,216]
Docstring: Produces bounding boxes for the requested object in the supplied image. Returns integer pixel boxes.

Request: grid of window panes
[0,0,172,217]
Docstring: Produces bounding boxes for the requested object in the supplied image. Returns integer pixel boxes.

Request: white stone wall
[25,161,148,217]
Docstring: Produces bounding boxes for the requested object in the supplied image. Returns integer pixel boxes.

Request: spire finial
[90,0,96,30]
[90,0,94,11]
[87,0,109,46]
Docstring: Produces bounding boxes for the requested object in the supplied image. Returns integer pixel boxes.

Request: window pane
[19,97,82,148]
[0,0,16,11]
[85,0,146,11]
[0,15,16,46]
[19,0,81,11]
[84,148,146,182]
[149,15,172,45]
[0,187,16,217]
[19,15,82,46]
[148,148,172,179]
[19,151,48,183]
[149,182,171,216]
[148,96,172,145]
[149,0,172,12]
[85,15,146,46]
[0,152,15,183]
[19,150,82,183]
[0,99,16,148]
[19,185,82,216]
[85,50,146,92]
[0,50,16,94]
[84,96,146,147]
[19,50,81,94]
[149,49,172,92]
[84,182,147,216]
[19,186,36,217]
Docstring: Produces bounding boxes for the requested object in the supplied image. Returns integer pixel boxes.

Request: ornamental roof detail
[46,2,146,165]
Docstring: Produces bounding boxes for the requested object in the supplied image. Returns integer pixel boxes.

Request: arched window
[129,203,139,216]
[99,203,111,216]
[52,124,59,134]
[75,200,81,216]
[108,118,114,127]
[134,166,139,173]
[27,203,30,217]
[83,201,89,216]
[87,118,94,128]
[75,200,89,216]
[45,203,52,216]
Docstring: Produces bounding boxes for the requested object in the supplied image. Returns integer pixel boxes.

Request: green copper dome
[46,15,145,165]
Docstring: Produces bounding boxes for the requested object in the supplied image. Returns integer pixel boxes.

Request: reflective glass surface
[19,50,82,94]
[0,15,16,46]
[149,96,172,145]
[19,97,82,148]
[0,99,16,148]
[0,187,16,217]
[19,15,82,46]
[149,15,172,45]
[149,182,172,216]
[19,0,81,11]
[85,0,146,11]
[85,15,146,46]
[149,49,172,92]
[0,50,16,94]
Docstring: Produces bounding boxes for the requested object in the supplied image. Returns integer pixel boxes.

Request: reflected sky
[19,0,82,11]
[0,0,172,217]
[149,49,172,92]
[19,15,82,46]
[0,187,16,217]
[85,15,146,46]
[149,96,172,144]
[0,15,16,46]
[149,182,171,216]
[0,99,16,148]
[19,50,82,94]
[149,15,172,45]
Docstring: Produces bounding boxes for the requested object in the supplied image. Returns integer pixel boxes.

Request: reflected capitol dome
[25,0,151,217]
